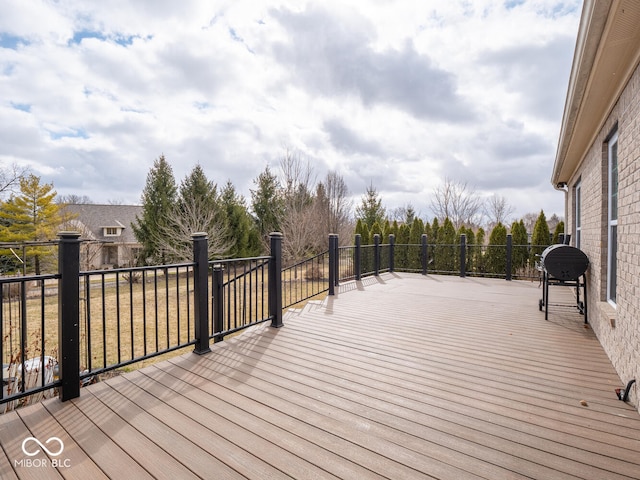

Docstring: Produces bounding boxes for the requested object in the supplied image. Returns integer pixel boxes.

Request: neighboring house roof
[553,0,640,186]
[63,204,143,244]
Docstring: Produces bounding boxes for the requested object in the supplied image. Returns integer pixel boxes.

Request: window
[607,131,618,305]
[104,227,119,236]
[575,180,581,249]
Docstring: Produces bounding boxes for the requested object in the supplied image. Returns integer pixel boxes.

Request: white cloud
[0,0,581,220]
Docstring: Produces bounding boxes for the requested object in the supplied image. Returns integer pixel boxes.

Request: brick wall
[566,61,640,411]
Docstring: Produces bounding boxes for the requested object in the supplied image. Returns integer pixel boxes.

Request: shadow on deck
[1,273,639,479]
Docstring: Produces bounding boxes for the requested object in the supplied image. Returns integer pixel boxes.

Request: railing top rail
[0,273,60,283]
[209,255,271,266]
[80,262,195,276]
[283,251,328,271]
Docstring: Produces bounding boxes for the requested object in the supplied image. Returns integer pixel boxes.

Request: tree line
[0,154,564,275]
[354,184,564,276]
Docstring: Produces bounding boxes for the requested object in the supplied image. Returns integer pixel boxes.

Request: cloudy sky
[0,0,581,221]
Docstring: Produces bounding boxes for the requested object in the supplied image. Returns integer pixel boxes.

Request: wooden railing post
[389,234,395,272]
[354,234,362,281]
[460,234,466,278]
[192,233,211,354]
[506,234,513,281]
[58,232,81,401]
[421,234,428,275]
[269,232,283,328]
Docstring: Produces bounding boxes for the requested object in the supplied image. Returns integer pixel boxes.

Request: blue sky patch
[0,34,28,50]
[49,128,89,140]
[11,102,31,112]
[69,30,107,45]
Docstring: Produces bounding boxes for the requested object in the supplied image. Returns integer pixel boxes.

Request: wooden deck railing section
[2,230,548,407]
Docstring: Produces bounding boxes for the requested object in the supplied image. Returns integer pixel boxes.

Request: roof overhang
[552,0,640,187]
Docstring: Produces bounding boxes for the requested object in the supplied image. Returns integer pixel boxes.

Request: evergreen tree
[396,223,410,269]
[404,204,416,225]
[383,219,391,242]
[430,218,440,268]
[354,218,365,243]
[531,210,551,265]
[355,183,385,229]
[408,218,423,269]
[475,227,486,274]
[132,155,177,264]
[486,222,507,275]
[435,217,456,272]
[0,174,61,274]
[511,219,529,272]
[361,223,370,245]
[370,220,383,242]
[178,164,218,214]
[220,180,260,257]
[250,166,283,241]
[552,221,565,244]
[390,219,399,239]
[460,226,475,273]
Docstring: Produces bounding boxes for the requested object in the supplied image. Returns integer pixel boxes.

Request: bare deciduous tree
[154,199,229,262]
[429,177,483,229]
[312,171,352,247]
[484,194,515,229]
[0,163,29,198]
[278,150,318,264]
[57,194,94,204]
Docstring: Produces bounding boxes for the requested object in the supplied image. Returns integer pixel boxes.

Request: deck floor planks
[84,380,248,480]
[69,389,200,480]
[15,403,108,480]
[235,325,640,460]
[167,342,551,480]
[42,398,156,479]
[189,323,637,479]
[159,354,478,480]
[101,372,298,480]
[1,273,639,479]
[141,358,428,478]
[0,411,59,480]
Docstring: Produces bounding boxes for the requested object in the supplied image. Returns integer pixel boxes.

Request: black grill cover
[540,244,589,280]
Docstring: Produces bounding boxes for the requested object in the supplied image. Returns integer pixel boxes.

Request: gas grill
[538,244,589,323]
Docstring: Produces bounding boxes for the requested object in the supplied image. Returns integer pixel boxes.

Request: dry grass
[2,266,328,376]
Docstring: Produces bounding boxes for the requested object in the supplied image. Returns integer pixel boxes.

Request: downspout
[554,182,569,241]
[616,379,636,402]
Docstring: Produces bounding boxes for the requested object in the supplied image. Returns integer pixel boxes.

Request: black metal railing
[210,256,271,341]
[78,263,197,379]
[0,273,60,409]
[1,229,551,407]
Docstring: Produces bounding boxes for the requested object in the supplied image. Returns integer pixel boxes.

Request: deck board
[1,273,639,479]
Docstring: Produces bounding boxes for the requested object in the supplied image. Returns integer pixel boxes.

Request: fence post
[374,234,380,275]
[389,234,395,272]
[58,232,81,402]
[192,233,211,354]
[460,234,466,278]
[421,234,428,275]
[328,234,337,296]
[212,265,224,343]
[354,234,362,281]
[506,234,513,281]
[269,232,283,328]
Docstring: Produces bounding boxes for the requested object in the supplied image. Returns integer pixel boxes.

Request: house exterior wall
[566,61,640,409]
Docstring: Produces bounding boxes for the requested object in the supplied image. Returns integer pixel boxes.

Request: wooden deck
[1,273,639,479]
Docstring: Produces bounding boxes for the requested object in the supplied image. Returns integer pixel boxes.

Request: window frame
[575,179,581,249]
[607,131,618,306]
